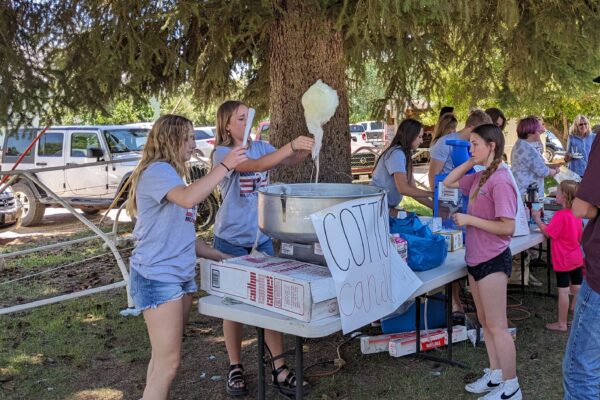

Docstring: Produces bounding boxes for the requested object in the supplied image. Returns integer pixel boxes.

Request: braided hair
[374,119,422,182]
[470,124,505,202]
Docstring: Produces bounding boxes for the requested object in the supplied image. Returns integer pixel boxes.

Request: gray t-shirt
[429,132,461,174]
[213,141,276,247]
[371,148,407,207]
[130,162,197,282]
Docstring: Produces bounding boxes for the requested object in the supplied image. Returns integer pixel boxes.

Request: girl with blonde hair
[532,180,584,332]
[127,114,247,400]
[212,100,314,397]
[444,124,522,400]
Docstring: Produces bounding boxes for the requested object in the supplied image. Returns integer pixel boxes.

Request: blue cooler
[380,294,447,334]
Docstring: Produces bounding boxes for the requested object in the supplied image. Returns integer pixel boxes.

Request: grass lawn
[0,233,568,400]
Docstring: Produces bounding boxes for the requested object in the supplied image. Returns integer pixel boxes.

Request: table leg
[257,327,265,400]
[296,336,304,399]
[546,239,552,296]
[446,282,453,361]
[521,252,525,297]
[415,296,421,354]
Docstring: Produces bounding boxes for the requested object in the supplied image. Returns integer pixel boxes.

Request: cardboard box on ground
[359,325,468,356]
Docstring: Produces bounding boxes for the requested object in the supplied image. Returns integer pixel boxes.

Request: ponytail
[471,158,502,202]
[469,124,505,202]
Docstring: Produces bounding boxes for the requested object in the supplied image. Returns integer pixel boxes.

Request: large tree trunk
[269,2,350,183]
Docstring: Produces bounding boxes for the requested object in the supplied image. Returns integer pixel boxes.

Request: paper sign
[311,196,422,334]
[474,163,529,236]
[500,163,530,236]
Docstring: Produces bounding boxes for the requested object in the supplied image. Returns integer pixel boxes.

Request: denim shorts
[213,236,274,257]
[467,247,512,282]
[129,267,197,312]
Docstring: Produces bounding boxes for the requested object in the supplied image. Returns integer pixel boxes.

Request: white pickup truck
[0,125,211,226]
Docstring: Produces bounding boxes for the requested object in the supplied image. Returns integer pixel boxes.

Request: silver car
[0,186,20,227]
[194,126,216,158]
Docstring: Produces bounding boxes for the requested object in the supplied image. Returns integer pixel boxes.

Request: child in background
[532,180,583,332]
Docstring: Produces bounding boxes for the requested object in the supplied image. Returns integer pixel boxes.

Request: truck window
[38,132,64,157]
[102,129,149,153]
[3,129,36,163]
[71,132,100,157]
[370,122,383,130]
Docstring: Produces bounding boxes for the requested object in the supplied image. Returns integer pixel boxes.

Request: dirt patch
[0,209,129,246]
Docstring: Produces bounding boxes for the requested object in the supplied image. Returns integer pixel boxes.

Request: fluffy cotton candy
[301,79,339,160]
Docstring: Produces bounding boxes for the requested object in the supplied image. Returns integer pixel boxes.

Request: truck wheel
[12,183,46,226]
[82,209,100,216]
[195,193,218,231]
[544,148,555,162]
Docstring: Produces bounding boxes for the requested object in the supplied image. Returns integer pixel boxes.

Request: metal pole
[415,296,421,354]
[0,234,115,260]
[0,125,50,185]
[546,239,552,296]
[446,282,453,361]
[296,335,304,399]
[521,252,525,297]
[257,327,265,400]
[0,281,126,314]
[22,172,133,307]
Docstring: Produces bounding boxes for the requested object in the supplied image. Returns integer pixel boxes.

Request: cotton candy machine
[258,183,385,245]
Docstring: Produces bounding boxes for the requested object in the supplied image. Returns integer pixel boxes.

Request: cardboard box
[388,325,467,357]
[438,229,464,252]
[419,216,442,233]
[390,235,408,261]
[437,182,460,204]
[200,255,338,322]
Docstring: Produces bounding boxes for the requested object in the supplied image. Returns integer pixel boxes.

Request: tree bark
[269,2,350,183]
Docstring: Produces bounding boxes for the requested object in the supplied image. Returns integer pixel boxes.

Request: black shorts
[467,247,512,282]
[556,267,583,288]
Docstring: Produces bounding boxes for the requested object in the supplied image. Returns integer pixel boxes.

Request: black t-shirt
[576,134,600,293]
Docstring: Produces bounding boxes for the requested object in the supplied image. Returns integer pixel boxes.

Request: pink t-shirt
[545,208,583,271]
[459,168,518,266]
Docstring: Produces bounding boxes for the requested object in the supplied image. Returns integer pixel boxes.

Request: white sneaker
[465,368,503,394]
[478,379,522,400]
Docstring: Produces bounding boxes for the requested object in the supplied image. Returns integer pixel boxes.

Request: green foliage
[1,0,599,128]
[348,62,386,122]
[54,97,154,125]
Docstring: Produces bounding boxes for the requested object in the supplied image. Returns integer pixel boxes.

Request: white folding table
[198,230,547,399]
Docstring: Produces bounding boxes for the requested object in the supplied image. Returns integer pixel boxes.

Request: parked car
[0,125,208,226]
[252,120,380,182]
[253,121,271,142]
[351,142,380,183]
[544,130,566,162]
[194,126,216,157]
[349,124,367,143]
[358,120,385,145]
[0,186,19,227]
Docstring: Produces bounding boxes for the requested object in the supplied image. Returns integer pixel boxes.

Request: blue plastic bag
[389,213,448,271]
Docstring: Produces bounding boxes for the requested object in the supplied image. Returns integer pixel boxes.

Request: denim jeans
[213,236,274,257]
[563,280,600,399]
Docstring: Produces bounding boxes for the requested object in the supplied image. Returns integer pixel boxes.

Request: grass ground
[1,231,569,400]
